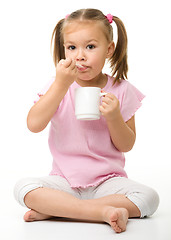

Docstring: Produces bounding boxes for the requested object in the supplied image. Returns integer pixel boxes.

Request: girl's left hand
[99,93,120,121]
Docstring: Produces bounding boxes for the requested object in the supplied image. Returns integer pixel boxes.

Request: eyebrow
[85,39,99,43]
[64,39,99,45]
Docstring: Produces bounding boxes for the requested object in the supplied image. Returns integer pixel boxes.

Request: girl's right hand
[55,58,77,89]
[27,58,77,133]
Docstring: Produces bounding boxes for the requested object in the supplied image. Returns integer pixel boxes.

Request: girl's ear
[106,41,115,58]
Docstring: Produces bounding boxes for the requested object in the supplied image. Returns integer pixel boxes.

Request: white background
[0,0,171,239]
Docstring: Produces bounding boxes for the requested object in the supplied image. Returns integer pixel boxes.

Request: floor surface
[1,209,170,240]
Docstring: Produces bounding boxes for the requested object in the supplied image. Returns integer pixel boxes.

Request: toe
[23,210,35,222]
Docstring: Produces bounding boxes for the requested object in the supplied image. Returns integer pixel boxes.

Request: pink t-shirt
[36,75,145,188]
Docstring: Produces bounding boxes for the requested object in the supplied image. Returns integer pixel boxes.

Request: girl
[14,8,159,233]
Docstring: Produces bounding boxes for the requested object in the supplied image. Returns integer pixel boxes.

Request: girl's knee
[144,187,160,217]
[14,177,43,207]
[127,185,159,218]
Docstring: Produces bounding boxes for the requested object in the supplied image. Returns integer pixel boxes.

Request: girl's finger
[58,59,65,66]
[70,59,77,70]
[102,96,112,104]
[101,102,108,108]
[59,58,72,68]
[105,93,115,100]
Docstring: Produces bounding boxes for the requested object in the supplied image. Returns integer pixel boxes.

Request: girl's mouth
[76,64,88,71]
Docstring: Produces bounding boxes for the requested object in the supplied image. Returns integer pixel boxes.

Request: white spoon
[76,63,85,69]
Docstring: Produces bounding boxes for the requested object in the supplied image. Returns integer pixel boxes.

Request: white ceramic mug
[75,87,106,120]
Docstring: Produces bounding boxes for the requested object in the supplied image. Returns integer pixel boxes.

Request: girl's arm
[27,59,77,133]
[106,114,136,152]
[100,93,136,152]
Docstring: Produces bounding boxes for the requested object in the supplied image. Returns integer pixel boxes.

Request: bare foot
[103,206,129,233]
[24,209,52,222]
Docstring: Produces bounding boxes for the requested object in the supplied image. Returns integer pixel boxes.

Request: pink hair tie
[106,14,113,24]
[65,14,70,19]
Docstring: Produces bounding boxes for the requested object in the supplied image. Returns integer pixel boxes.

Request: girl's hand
[99,92,120,121]
[55,58,77,89]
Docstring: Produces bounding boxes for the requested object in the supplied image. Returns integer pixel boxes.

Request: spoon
[76,63,85,69]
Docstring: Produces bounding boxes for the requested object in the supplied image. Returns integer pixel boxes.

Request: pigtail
[51,19,65,66]
[109,16,128,84]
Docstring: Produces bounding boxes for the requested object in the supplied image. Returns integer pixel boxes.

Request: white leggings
[14,175,159,218]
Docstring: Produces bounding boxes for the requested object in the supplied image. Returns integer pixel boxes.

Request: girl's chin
[77,76,93,81]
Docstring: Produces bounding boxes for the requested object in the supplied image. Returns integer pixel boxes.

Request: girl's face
[63,21,114,84]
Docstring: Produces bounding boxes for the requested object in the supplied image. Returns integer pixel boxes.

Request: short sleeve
[34,77,55,103]
[120,81,145,122]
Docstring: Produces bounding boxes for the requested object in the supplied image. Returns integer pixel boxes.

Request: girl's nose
[76,49,86,61]
[76,56,85,61]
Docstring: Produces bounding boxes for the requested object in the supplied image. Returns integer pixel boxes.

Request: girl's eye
[68,45,76,50]
[87,44,95,49]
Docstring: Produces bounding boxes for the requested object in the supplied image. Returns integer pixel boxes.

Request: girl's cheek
[65,51,75,59]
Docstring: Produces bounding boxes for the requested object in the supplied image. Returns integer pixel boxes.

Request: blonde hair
[51,8,128,84]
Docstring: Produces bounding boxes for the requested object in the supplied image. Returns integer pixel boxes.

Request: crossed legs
[14,176,159,233]
[23,187,140,233]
